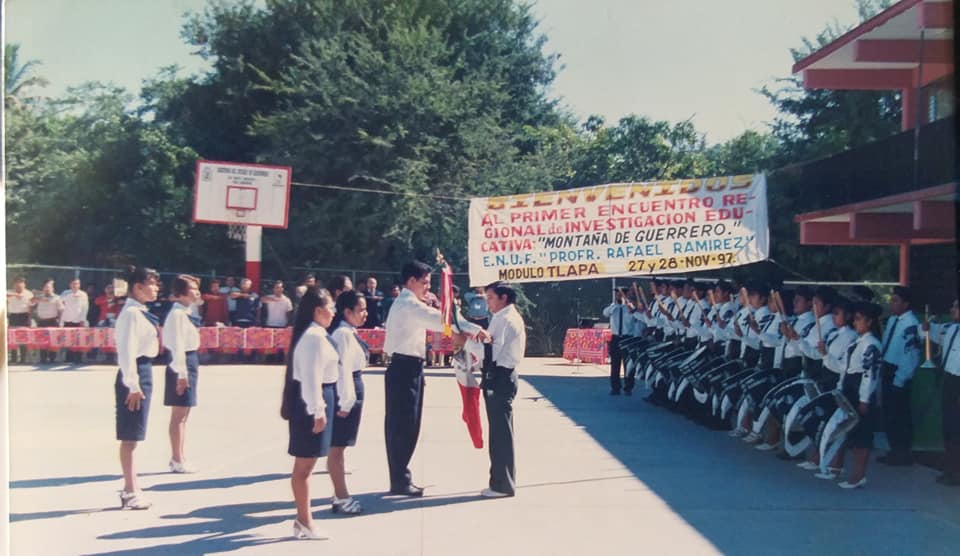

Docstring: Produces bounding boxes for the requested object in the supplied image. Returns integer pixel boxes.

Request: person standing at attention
[327,290,369,513]
[281,287,337,540]
[114,266,161,510]
[382,261,489,496]
[480,281,526,498]
[163,275,203,474]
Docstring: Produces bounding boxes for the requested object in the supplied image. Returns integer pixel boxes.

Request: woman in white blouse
[114,266,160,510]
[327,290,369,515]
[832,302,883,489]
[162,275,202,474]
[281,287,337,540]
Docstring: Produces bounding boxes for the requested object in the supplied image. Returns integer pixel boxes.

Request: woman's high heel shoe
[293,519,329,540]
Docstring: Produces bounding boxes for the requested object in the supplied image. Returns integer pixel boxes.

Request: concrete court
[7,358,960,556]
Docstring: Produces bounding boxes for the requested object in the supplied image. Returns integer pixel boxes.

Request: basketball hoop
[227,224,247,241]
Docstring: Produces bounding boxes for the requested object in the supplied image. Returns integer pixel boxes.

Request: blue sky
[7,0,863,144]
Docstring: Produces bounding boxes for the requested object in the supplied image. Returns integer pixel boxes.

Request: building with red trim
[789,0,955,302]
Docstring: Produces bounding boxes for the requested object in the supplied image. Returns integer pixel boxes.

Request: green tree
[147,0,568,273]
[760,0,900,164]
[4,43,49,109]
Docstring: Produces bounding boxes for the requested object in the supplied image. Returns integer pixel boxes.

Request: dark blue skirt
[164,350,199,407]
[842,374,873,449]
[332,371,365,448]
[115,356,153,441]
[288,382,336,458]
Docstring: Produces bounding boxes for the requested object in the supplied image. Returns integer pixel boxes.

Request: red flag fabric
[452,339,484,449]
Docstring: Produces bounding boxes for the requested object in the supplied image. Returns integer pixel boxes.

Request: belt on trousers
[391,353,424,363]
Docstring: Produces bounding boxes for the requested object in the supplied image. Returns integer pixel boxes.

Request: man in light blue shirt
[603,288,635,396]
[877,286,921,466]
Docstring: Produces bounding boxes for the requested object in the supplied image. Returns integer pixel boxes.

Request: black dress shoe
[389,484,424,497]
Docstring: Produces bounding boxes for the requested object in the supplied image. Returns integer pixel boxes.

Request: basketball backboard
[193,160,292,228]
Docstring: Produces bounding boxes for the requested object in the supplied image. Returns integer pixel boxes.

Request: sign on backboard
[193,160,292,228]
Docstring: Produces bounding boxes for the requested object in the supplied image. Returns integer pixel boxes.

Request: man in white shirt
[7,277,34,363]
[481,281,526,498]
[877,286,921,466]
[603,288,635,395]
[922,299,960,486]
[383,261,490,496]
[60,278,90,363]
[262,280,293,328]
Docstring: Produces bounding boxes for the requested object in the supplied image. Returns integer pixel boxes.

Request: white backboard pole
[245,225,263,292]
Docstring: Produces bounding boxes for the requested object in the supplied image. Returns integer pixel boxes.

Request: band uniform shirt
[631,309,647,337]
[681,297,703,340]
[822,326,858,377]
[383,287,480,359]
[7,289,34,315]
[330,320,365,412]
[742,306,773,351]
[713,300,738,345]
[162,302,201,380]
[923,322,960,377]
[841,332,883,404]
[799,313,837,361]
[116,298,160,394]
[60,289,90,325]
[487,303,526,381]
[696,299,713,343]
[292,322,341,416]
[880,310,921,387]
[783,311,815,359]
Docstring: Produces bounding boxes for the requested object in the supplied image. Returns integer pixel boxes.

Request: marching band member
[162,274,202,474]
[114,266,161,510]
[739,283,770,369]
[678,280,702,351]
[780,287,816,378]
[831,302,883,489]
[921,299,960,486]
[877,286,921,467]
[796,297,858,472]
[798,287,837,383]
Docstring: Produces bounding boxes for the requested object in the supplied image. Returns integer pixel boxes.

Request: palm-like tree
[5,43,49,109]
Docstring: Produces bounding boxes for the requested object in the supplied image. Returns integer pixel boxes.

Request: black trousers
[483,365,517,495]
[609,335,624,393]
[63,322,84,363]
[881,363,913,456]
[384,353,426,489]
[942,372,960,477]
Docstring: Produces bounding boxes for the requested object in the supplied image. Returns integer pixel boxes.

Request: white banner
[468,174,769,285]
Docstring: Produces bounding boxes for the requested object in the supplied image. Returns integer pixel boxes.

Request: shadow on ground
[522,374,960,555]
